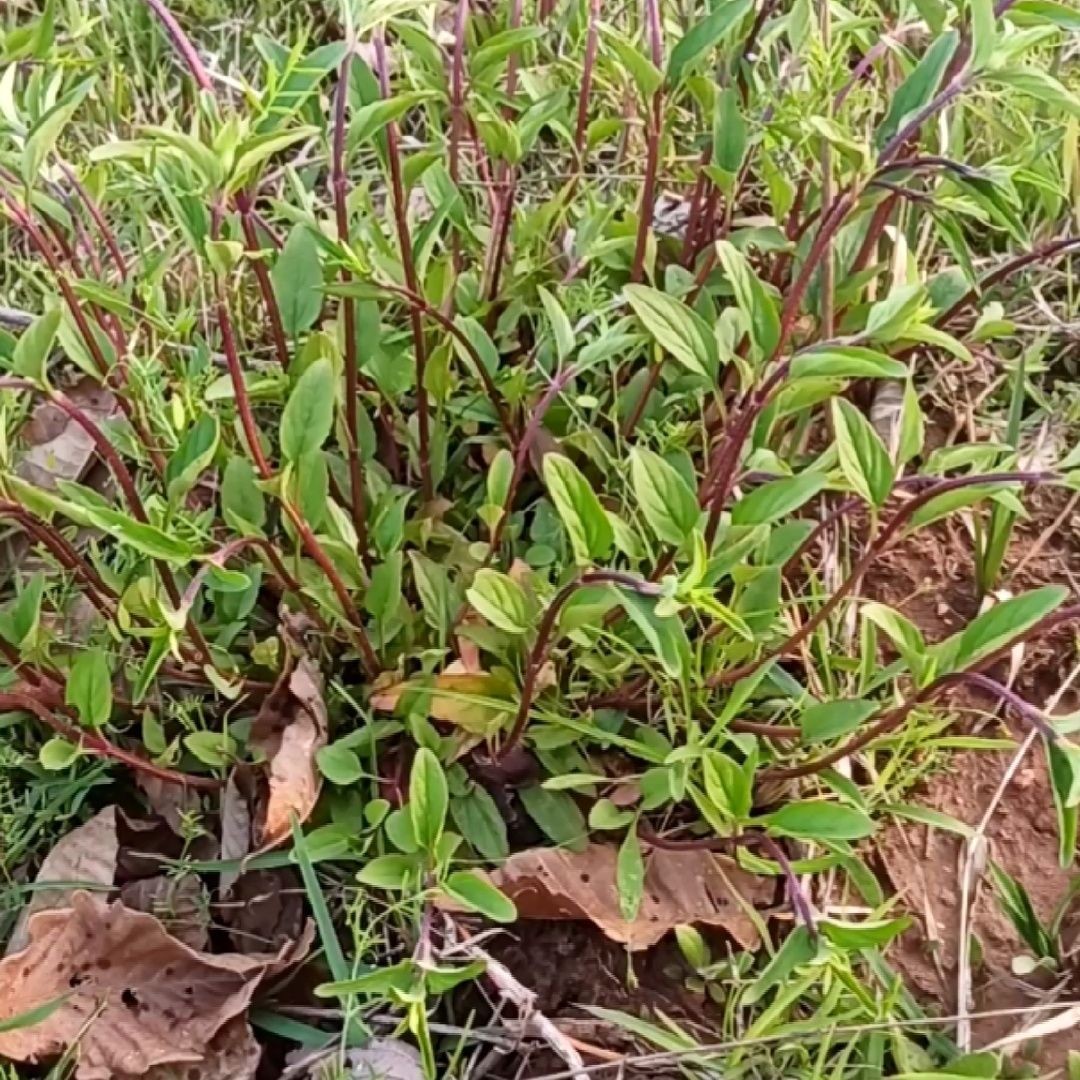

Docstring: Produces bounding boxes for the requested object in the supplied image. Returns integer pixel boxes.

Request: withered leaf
[6,806,118,956]
[371,665,515,737]
[250,655,327,849]
[120,874,210,952]
[134,1017,260,1080]
[0,892,271,1080]
[478,844,772,951]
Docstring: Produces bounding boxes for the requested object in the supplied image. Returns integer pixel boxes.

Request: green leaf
[166,414,219,502]
[38,737,81,771]
[832,398,894,507]
[1010,0,1080,28]
[22,78,94,183]
[543,454,613,565]
[621,590,689,679]
[65,651,112,728]
[789,346,909,380]
[624,285,718,381]
[948,585,1067,672]
[766,800,876,841]
[317,742,364,785]
[601,29,663,98]
[281,357,334,462]
[714,240,780,359]
[865,284,927,342]
[221,456,266,533]
[183,730,237,768]
[985,68,1080,118]
[0,572,45,647]
[486,448,514,511]
[820,915,912,950]
[442,870,517,922]
[875,31,959,149]
[316,960,414,997]
[450,786,509,860]
[350,91,433,145]
[630,449,700,546]
[538,286,575,362]
[743,925,817,1005]
[702,749,753,820]
[0,996,68,1035]
[518,784,587,850]
[12,308,60,382]
[712,86,747,174]
[255,41,348,134]
[617,826,645,921]
[272,226,323,337]
[357,853,420,890]
[229,127,316,190]
[409,552,454,643]
[409,746,449,852]
[731,473,828,525]
[970,0,997,69]
[366,550,404,629]
[800,699,878,744]
[667,0,753,83]
[470,26,547,79]
[466,568,530,634]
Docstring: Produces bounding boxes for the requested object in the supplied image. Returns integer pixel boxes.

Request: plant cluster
[1,0,1079,1074]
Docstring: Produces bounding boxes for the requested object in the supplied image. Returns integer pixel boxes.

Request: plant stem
[708,470,1055,687]
[140,0,214,91]
[629,0,664,283]
[331,50,370,557]
[574,0,602,165]
[235,191,291,371]
[497,572,662,761]
[374,28,433,503]
[0,691,220,790]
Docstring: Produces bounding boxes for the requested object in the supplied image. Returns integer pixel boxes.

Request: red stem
[375,29,433,503]
[331,51,370,557]
[0,691,220,790]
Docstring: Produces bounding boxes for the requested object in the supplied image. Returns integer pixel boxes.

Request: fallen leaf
[136,1017,260,1080]
[220,868,306,955]
[335,1039,424,1080]
[138,774,202,836]
[0,892,271,1079]
[250,655,328,849]
[6,806,118,956]
[472,844,772,951]
[219,770,254,895]
[120,874,210,952]
[371,667,515,737]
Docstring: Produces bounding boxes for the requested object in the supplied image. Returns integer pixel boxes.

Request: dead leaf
[250,655,328,849]
[17,376,116,492]
[371,668,515,737]
[120,874,210,952]
[219,770,254,895]
[220,868,306,955]
[138,775,202,836]
[475,844,772,951]
[6,806,118,956]
[0,892,270,1080]
[135,1017,260,1080]
[342,1039,423,1080]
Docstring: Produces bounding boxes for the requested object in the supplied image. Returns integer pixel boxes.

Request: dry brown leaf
[370,668,514,737]
[134,1017,260,1080]
[250,655,328,849]
[343,1039,424,1080]
[220,868,306,955]
[219,769,254,895]
[0,892,271,1080]
[120,874,210,952]
[6,806,118,956]
[479,844,772,951]
[137,774,202,836]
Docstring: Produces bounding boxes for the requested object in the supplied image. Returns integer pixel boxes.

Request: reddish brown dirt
[868,487,1080,1072]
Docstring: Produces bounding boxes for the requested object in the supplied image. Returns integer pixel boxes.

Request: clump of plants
[0,0,1079,1074]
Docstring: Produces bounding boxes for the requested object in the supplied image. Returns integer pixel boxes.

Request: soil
[866,487,1080,1074]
